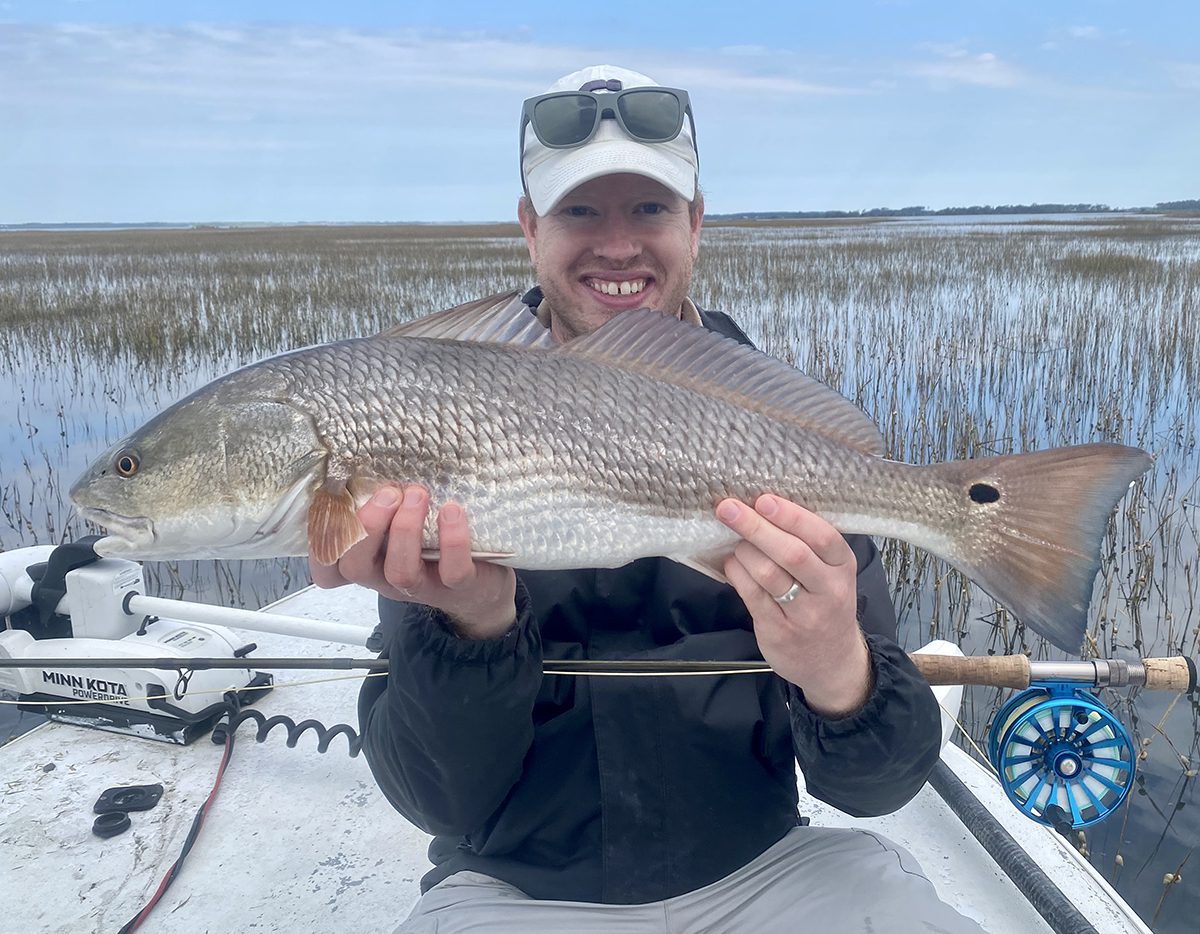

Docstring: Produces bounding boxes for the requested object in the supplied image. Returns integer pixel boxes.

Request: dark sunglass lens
[533,95,598,146]
[617,90,682,141]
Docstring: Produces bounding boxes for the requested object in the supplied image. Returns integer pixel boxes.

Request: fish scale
[288,338,796,562]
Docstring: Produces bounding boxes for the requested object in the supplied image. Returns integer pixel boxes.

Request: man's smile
[585,276,647,296]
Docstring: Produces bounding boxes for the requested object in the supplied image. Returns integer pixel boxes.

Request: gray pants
[395,825,986,933]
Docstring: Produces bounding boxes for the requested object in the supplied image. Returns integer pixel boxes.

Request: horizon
[3,2,1198,225]
[3,200,1197,231]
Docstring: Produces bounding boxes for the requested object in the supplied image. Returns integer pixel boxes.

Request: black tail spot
[969,483,1000,504]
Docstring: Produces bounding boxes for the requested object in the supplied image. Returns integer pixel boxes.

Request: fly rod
[0,653,1195,691]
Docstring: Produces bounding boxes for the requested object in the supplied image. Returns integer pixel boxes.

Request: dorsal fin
[377,291,556,349]
[559,308,885,455]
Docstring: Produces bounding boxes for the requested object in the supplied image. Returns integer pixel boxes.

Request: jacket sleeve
[357,580,543,836]
[785,537,943,817]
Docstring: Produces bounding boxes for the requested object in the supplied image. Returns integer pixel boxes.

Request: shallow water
[1,218,1196,931]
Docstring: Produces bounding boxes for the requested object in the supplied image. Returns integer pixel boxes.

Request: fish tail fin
[924,443,1151,652]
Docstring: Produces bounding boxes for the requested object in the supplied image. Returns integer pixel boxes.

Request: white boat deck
[1,585,1151,933]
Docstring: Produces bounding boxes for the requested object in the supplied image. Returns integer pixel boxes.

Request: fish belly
[419,479,741,569]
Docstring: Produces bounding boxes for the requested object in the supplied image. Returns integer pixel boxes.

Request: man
[313,65,982,932]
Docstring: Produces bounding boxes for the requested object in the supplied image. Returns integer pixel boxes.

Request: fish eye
[115,449,141,478]
[969,482,1000,504]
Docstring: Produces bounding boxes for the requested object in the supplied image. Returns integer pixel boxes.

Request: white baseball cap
[520,64,698,215]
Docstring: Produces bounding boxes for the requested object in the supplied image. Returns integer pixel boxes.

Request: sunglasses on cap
[520,82,698,155]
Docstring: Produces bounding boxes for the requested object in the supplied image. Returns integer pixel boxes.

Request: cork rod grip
[1142,657,1198,693]
[908,653,1031,688]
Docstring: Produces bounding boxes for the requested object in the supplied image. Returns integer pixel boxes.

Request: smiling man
[316,65,982,933]
[519,171,701,342]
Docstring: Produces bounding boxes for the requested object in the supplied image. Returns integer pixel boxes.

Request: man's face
[518,173,703,342]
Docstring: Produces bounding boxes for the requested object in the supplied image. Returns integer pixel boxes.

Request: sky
[1,1,1198,224]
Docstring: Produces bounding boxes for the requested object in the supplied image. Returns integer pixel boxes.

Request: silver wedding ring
[773,581,803,605]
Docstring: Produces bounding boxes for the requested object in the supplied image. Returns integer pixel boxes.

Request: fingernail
[374,488,399,508]
[717,501,740,523]
[402,487,425,509]
[757,495,777,517]
[442,503,462,522]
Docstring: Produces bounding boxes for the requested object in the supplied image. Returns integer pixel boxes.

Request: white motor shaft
[1,545,371,647]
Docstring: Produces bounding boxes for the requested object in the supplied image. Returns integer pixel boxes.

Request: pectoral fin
[307,485,367,566]
[675,549,734,583]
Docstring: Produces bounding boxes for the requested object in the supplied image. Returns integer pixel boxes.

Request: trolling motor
[0,542,272,743]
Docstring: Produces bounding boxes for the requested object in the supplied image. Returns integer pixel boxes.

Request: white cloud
[1068,25,1102,40]
[4,20,1184,223]
[917,41,971,59]
[0,23,550,103]
[909,50,1025,89]
[0,23,870,115]
[184,24,250,45]
[666,64,864,96]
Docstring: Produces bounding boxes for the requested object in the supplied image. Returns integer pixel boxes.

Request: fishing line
[1,665,781,712]
[541,667,772,677]
[936,697,1000,780]
[1,661,782,712]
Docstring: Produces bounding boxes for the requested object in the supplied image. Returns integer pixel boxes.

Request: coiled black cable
[210,704,362,756]
[146,682,363,756]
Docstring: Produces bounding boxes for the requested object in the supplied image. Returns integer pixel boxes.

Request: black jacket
[358,307,943,905]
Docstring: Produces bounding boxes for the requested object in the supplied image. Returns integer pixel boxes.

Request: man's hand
[309,485,517,640]
[716,494,872,718]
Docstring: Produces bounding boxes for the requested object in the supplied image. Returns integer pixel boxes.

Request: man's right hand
[309,484,517,640]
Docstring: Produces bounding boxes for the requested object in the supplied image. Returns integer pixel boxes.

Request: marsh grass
[1,214,1197,930]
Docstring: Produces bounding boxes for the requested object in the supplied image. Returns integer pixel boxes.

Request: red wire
[125,732,235,932]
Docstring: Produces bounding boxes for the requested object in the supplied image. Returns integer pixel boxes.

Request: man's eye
[563,205,595,217]
[638,203,667,215]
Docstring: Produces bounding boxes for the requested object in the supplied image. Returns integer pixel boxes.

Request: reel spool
[987,682,1135,829]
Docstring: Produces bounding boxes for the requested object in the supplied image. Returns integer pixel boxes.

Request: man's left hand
[717,494,872,719]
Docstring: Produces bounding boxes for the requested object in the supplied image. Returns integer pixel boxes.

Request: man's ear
[689,194,704,259]
[518,195,538,262]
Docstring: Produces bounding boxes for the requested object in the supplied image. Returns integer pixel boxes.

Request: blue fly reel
[987,682,1135,829]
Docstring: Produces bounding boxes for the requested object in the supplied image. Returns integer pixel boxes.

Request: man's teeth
[588,278,646,296]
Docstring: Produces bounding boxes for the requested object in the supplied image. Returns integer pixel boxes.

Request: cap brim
[525,137,696,215]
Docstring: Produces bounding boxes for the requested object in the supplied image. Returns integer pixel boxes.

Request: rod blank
[0,653,1195,691]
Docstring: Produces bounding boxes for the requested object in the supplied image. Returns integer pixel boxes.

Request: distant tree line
[711,199,1200,220]
[3,199,1197,231]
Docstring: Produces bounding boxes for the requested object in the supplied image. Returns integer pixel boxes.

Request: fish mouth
[76,507,156,555]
